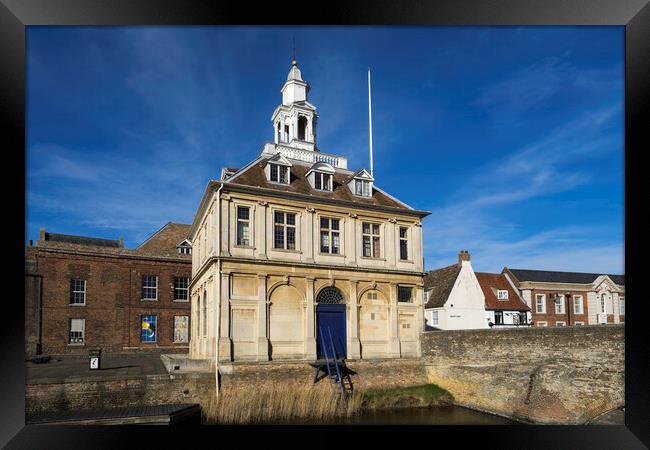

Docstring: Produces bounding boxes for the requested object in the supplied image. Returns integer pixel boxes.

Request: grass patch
[359,384,453,410]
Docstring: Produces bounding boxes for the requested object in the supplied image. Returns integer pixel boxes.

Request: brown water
[274,406,518,425]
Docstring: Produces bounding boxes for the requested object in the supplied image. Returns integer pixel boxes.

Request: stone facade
[25,224,192,354]
[189,60,429,363]
[421,325,624,424]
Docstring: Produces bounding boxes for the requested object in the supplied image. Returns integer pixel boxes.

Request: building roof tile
[423,264,461,308]
[476,272,530,311]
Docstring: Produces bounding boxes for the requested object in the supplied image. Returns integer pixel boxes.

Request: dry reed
[203,383,364,424]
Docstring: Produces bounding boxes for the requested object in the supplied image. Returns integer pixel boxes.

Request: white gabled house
[423,250,488,330]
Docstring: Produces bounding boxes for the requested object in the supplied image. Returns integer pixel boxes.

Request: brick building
[474,272,531,327]
[503,268,625,327]
[25,222,192,355]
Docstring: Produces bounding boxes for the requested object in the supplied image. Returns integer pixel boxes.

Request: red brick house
[475,272,531,327]
[503,268,625,327]
[25,222,192,355]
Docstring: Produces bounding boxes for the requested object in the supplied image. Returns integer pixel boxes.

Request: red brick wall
[27,247,191,354]
[529,289,589,327]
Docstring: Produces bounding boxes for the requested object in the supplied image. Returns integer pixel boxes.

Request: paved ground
[26,353,168,383]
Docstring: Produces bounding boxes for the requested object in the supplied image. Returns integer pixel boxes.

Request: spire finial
[291,36,297,65]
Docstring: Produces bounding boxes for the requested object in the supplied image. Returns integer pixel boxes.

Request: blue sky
[26,26,624,273]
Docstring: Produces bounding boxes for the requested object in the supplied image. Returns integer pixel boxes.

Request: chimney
[118,236,125,248]
[39,228,46,241]
[458,250,471,264]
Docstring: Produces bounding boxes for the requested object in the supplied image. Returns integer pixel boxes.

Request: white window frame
[354,179,371,197]
[537,321,548,327]
[554,295,565,314]
[619,297,625,315]
[236,205,252,247]
[319,216,341,254]
[535,294,546,314]
[556,321,566,327]
[142,275,158,301]
[430,310,439,326]
[269,163,289,184]
[314,172,333,191]
[573,295,584,314]
[69,318,85,345]
[497,290,509,300]
[173,277,190,302]
[362,222,381,258]
[575,321,585,326]
[70,279,86,306]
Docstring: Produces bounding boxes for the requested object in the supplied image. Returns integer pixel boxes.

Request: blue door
[316,304,347,359]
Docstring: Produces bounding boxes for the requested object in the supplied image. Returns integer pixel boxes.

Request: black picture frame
[2,0,648,448]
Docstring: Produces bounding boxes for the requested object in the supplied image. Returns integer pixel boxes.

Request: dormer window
[176,239,192,255]
[306,162,335,192]
[355,179,371,197]
[270,164,289,183]
[314,172,332,191]
[265,153,292,184]
[348,169,374,198]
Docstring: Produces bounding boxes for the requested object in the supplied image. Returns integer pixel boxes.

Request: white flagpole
[368,68,374,177]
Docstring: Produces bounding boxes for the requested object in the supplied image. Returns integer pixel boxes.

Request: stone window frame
[361,221,382,259]
[271,207,300,252]
[69,278,86,306]
[555,321,566,327]
[574,321,585,326]
[537,321,548,327]
[573,295,584,314]
[535,294,546,314]
[398,225,410,261]
[236,205,252,247]
[619,297,625,315]
[397,285,414,303]
[68,318,85,345]
[318,215,343,255]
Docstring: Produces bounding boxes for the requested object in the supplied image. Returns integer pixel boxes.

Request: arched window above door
[317,286,344,304]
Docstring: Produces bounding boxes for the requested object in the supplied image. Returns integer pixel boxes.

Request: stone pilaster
[220,194,231,256]
[256,200,268,259]
[305,207,315,263]
[218,270,232,362]
[388,282,401,357]
[348,279,361,359]
[304,277,317,359]
[257,273,270,360]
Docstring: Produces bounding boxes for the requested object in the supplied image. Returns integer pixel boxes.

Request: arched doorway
[316,287,346,359]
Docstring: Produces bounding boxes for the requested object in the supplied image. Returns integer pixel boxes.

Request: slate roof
[136,222,192,258]
[506,268,625,286]
[227,157,420,213]
[423,263,461,308]
[34,223,191,261]
[41,232,123,248]
[475,272,530,311]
